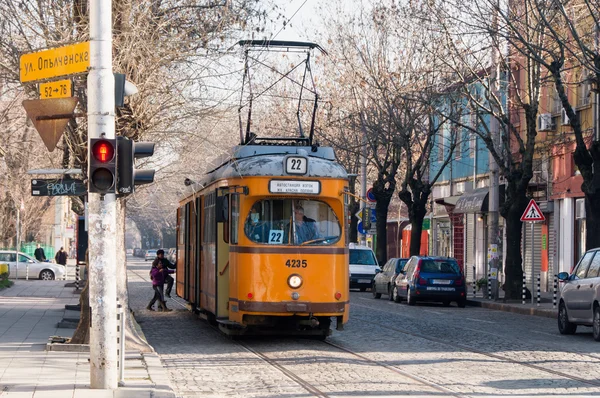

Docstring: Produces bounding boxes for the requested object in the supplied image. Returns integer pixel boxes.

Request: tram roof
[184,145,348,195]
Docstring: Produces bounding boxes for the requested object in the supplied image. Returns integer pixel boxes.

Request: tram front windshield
[245,199,341,245]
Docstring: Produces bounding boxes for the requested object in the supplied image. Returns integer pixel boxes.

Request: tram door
[176,205,190,299]
[216,191,231,320]
[186,201,197,305]
[183,202,192,301]
[194,197,202,307]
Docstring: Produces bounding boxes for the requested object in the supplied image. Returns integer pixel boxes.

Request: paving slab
[0,280,176,398]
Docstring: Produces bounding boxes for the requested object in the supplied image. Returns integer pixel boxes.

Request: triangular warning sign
[22,97,78,152]
[520,199,545,222]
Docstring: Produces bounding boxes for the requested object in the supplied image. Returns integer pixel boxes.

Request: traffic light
[116,136,155,196]
[88,138,116,194]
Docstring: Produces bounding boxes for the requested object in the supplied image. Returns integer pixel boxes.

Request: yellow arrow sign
[39,80,72,99]
[20,42,90,83]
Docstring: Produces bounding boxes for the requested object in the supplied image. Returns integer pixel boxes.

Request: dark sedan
[372,258,408,300]
[393,256,466,307]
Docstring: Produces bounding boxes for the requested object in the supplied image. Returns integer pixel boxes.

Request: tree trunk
[503,210,524,300]
[408,198,427,256]
[501,186,529,300]
[116,199,152,352]
[409,218,423,256]
[374,199,390,265]
[580,141,600,251]
[585,194,600,252]
[69,276,90,344]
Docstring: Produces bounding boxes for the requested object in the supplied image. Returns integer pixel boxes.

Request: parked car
[557,247,600,340]
[349,244,379,291]
[373,258,408,300]
[145,249,158,261]
[0,251,65,280]
[394,256,466,307]
[126,249,133,255]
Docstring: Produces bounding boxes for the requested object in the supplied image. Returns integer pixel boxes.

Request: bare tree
[0,0,267,345]
[527,0,600,251]
[319,0,461,262]
[430,0,548,298]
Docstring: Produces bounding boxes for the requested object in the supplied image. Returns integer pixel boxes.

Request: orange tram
[175,141,350,338]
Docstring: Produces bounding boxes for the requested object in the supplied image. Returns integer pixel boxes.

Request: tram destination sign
[31,178,86,197]
[269,180,320,194]
[20,41,90,83]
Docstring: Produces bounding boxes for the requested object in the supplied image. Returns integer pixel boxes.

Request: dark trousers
[165,274,174,296]
[148,284,165,309]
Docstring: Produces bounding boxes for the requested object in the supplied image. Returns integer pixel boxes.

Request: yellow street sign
[20,42,90,83]
[39,80,72,99]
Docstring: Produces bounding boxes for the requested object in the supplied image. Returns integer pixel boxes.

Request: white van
[349,244,379,291]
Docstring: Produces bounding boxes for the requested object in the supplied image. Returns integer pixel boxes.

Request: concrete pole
[473,138,478,282]
[15,208,19,279]
[489,4,501,300]
[88,0,118,389]
[360,123,367,246]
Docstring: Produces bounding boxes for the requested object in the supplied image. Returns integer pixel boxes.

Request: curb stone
[467,299,557,319]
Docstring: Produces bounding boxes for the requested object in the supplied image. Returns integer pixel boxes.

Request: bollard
[487,272,491,300]
[522,273,526,305]
[75,263,80,291]
[472,265,477,298]
[117,301,125,384]
[553,274,558,309]
[536,274,541,307]
[26,263,29,281]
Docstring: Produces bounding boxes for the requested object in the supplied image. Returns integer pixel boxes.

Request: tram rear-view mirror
[216,196,229,223]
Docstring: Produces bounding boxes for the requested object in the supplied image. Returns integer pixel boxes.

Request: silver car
[557,247,600,340]
[0,251,65,280]
[145,249,157,262]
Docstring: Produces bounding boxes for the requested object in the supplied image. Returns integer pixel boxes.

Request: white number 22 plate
[285,156,307,175]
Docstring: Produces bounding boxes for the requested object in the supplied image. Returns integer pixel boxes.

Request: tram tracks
[130,266,331,396]
[352,302,600,389]
[129,265,462,397]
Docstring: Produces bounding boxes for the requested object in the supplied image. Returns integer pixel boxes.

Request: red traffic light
[92,140,115,163]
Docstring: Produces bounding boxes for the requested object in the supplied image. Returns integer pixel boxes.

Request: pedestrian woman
[147,261,173,312]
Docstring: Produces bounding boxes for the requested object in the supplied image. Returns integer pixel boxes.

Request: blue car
[393,256,466,307]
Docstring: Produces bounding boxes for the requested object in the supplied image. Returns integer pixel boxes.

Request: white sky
[265,0,322,42]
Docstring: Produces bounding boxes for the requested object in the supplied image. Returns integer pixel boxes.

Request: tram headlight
[287,274,303,289]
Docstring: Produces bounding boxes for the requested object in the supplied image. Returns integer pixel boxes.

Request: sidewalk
[0,281,175,398]
[466,289,559,319]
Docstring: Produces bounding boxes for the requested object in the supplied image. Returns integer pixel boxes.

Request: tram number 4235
[286,259,308,268]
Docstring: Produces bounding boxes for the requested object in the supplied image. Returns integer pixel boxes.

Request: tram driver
[245,206,270,243]
[290,206,320,244]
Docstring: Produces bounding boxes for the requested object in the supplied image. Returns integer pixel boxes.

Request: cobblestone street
[127,257,600,397]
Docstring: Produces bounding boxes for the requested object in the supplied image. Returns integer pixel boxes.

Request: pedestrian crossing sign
[520,199,545,222]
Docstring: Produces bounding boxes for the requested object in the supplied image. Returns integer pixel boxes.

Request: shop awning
[454,188,489,214]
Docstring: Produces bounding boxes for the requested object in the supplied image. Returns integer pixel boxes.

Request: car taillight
[455,278,463,286]
[418,277,428,285]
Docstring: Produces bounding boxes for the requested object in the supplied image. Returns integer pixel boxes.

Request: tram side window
[231,194,240,244]
[245,199,341,246]
[178,207,185,245]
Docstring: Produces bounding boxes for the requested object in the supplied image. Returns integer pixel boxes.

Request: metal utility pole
[88,0,118,389]
[489,4,501,300]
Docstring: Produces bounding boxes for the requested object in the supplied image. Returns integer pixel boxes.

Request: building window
[437,124,445,162]
[579,70,591,107]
